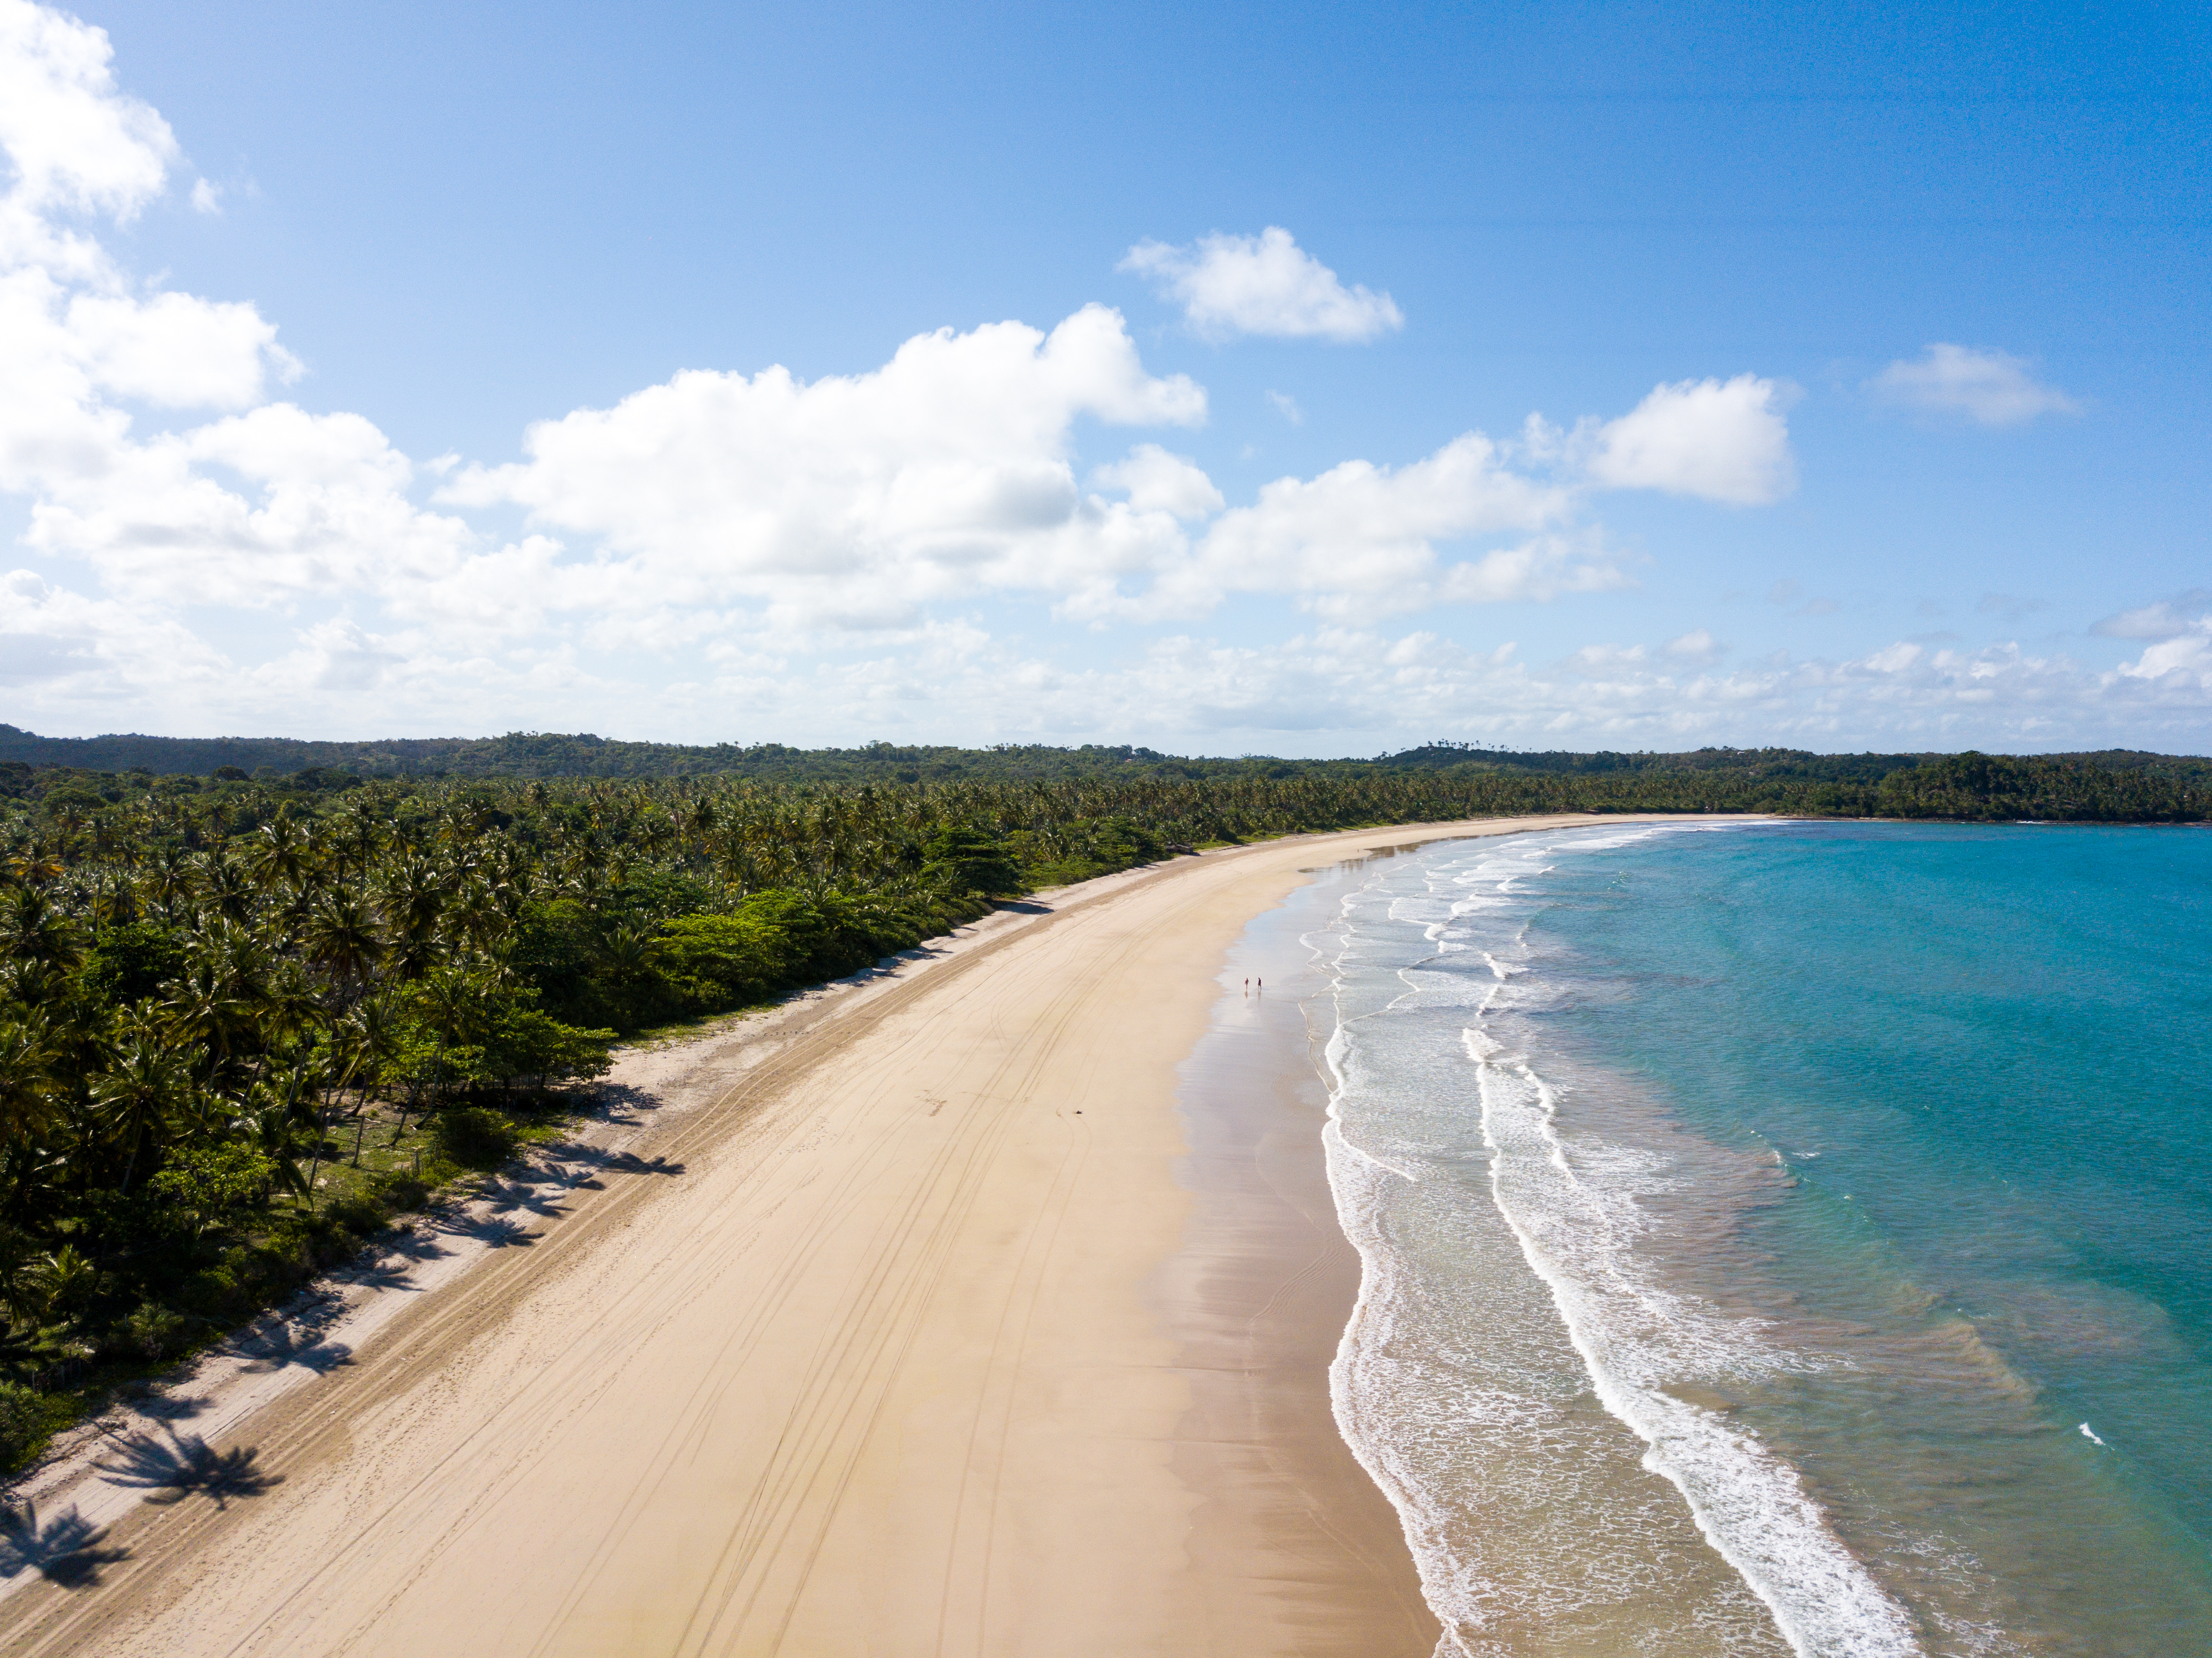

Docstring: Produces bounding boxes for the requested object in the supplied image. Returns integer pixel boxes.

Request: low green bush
[375,1168,435,1211]
[180,1266,242,1319]
[295,1213,360,1268]
[112,1302,197,1360]
[0,1381,44,1467]
[435,1107,518,1170]
[322,1193,388,1236]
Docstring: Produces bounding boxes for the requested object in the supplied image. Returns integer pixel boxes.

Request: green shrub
[80,921,186,1002]
[649,912,783,1009]
[608,867,713,922]
[322,1193,387,1236]
[923,828,1023,895]
[146,1143,274,1244]
[180,1266,241,1318]
[733,889,884,983]
[435,1107,518,1169]
[110,1302,196,1361]
[509,898,605,1021]
[295,1214,361,1268]
[375,1169,434,1211]
[0,1381,45,1467]
[482,996,615,1086]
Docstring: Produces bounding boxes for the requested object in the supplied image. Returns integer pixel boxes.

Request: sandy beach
[0,814,1659,1657]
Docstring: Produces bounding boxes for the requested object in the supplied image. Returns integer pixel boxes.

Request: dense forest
[8,721,2209,795]
[0,735,2203,1469]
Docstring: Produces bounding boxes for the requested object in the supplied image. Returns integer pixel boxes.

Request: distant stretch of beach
[0,813,1682,1657]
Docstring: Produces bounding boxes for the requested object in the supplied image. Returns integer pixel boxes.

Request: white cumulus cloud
[1580,374,1799,505]
[1089,444,1222,520]
[1127,437,1619,624]
[1119,226,1404,342]
[444,305,1209,630]
[0,0,176,279]
[2118,630,2212,688]
[1868,344,2079,427]
[64,289,300,407]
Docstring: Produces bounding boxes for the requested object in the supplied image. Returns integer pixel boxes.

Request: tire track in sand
[0,847,1212,1657]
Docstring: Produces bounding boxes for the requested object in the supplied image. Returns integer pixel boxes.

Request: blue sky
[1,0,2208,752]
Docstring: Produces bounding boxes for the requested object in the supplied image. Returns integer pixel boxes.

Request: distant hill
[0,726,1289,782]
[2,724,2206,790]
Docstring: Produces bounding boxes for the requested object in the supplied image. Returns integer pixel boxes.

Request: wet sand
[0,815,1668,1656]
[1160,855,1437,1654]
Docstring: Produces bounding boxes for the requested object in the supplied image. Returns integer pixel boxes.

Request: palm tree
[303,889,386,1004]
[163,921,279,1081]
[162,961,250,1075]
[599,922,654,995]
[87,873,138,933]
[4,840,64,888]
[244,810,311,895]
[143,843,196,919]
[376,854,447,979]
[0,886,83,972]
[332,802,385,878]
[196,851,255,924]
[91,1035,193,1192]
[22,1246,98,1325]
[242,1065,320,1204]
[0,1016,57,1149]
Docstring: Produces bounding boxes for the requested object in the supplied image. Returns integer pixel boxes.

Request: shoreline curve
[0,813,1725,1656]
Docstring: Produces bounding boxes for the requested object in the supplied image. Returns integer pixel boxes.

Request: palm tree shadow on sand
[95,1428,284,1510]
[0,1503,128,1588]
[239,1322,356,1374]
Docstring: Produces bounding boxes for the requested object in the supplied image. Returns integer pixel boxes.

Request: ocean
[1302,821,2212,1657]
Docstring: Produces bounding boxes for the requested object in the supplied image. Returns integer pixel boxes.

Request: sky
[1,0,2208,755]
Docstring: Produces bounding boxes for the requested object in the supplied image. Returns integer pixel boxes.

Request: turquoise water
[1313,822,2212,1657]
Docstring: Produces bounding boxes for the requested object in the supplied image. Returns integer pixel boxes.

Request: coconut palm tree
[196,851,256,924]
[22,1246,99,1325]
[377,855,447,980]
[303,889,386,1005]
[0,886,83,972]
[91,1035,194,1193]
[143,844,196,920]
[0,1016,57,1150]
[244,810,312,895]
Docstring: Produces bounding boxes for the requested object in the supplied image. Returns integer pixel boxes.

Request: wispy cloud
[1867,344,2078,427]
[1975,592,2047,623]
[2092,590,2210,641]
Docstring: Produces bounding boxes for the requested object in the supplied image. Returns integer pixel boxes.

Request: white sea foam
[1471,1040,1921,1657]
[1318,823,1922,1658]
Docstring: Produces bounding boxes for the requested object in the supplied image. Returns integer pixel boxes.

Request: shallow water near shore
[1303,822,2212,1657]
